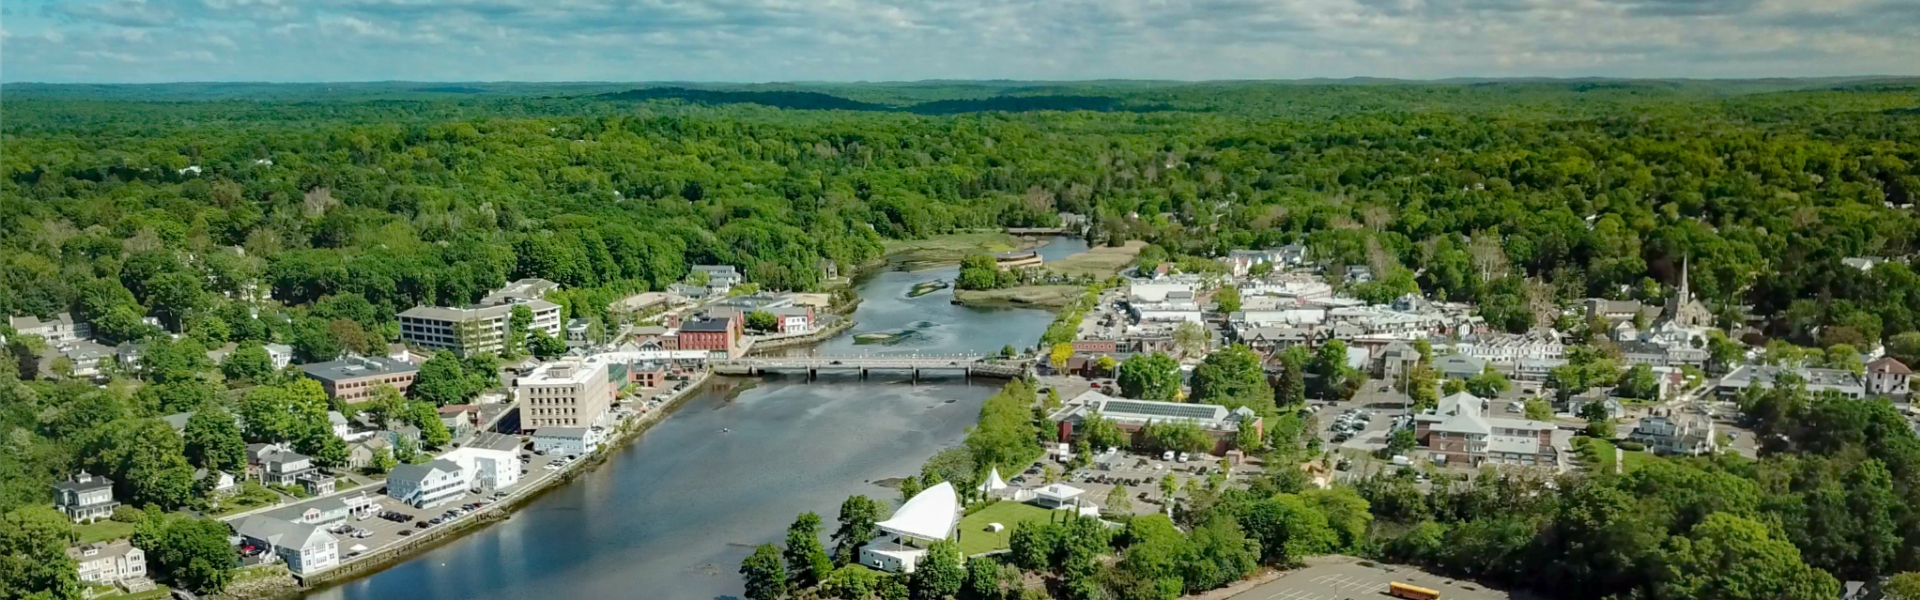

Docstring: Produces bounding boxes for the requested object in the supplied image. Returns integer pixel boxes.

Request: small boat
[721,428,732,433]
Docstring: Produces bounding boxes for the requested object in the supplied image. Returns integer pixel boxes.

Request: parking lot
[1232,557,1528,600]
[1021,448,1259,516]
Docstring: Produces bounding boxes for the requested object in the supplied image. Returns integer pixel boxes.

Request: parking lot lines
[1309,572,1390,594]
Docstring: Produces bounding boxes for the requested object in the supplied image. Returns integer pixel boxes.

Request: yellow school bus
[1388,582,1441,600]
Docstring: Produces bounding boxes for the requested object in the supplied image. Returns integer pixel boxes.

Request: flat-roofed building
[398,299,562,357]
[479,278,561,306]
[1047,390,1262,455]
[515,357,613,430]
[301,356,419,403]
[1717,365,1864,399]
[678,317,740,356]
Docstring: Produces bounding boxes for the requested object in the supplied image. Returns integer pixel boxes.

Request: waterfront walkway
[712,354,1026,379]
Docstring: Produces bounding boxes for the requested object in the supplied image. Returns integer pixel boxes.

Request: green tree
[506,304,533,356]
[1215,286,1241,313]
[220,344,275,383]
[1118,352,1181,401]
[183,405,246,473]
[1581,400,1616,438]
[1310,340,1359,401]
[412,351,474,406]
[1660,513,1840,600]
[740,543,789,600]
[1172,322,1209,359]
[1080,411,1129,451]
[1108,483,1134,515]
[784,512,833,588]
[746,310,780,332]
[134,512,238,594]
[1179,514,1260,592]
[1190,344,1274,413]
[1273,347,1308,407]
[832,495,882,562]
[823,564,881,600]
[1886,573,1920,600]
[1465,366,1511,398]
[1616,364,1661,400]
[368,447,397,474]
[957,254,1007,291]
[1049,343,1075,372]
[0,505,81,600]
[1524,397,1554,421]
[528,330,567,359]
[910,539,964,600]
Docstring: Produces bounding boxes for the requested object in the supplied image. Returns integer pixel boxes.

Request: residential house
[770,306,815,334]
[437,405,481,438]
[67,540,148,590]
[236,515,339,576]
[113,341,148,373]
[1629,413,1717,456]
[52,472,118,523]
[301,356,419,403]
[1866,356,1911,398]
[9,313,91,343]
[692,265,743,288]
[1415,392,1560,468]
[344,437,392,470]
[52,340,114,378]
[1344,265,1374,283]
[264,343,294,369]
[385,459,468,508]
[1374,340,1420,381]
[256,447,319,486]
[193,469,236,493]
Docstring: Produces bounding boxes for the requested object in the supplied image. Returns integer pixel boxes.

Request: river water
[310,236,1087,600]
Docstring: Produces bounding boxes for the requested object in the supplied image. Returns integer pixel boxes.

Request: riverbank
[949,241,1142,308]
[746,317,857,353]
[256,370,717,600]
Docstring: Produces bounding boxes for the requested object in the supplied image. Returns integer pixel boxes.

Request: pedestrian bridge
[712,355,1027,380]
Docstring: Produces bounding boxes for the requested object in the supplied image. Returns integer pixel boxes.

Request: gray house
[53,472,119,523]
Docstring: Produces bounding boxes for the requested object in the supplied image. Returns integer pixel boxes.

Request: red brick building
[678,317,740,355]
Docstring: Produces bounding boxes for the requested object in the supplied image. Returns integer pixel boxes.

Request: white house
[236,515,339,576]
[385,459,469,508]
[264,343,294,369]
[1866,356,1911,398]
[443,433,522,491]
[859,482,960,573]
[9,313,90,343]
[67,540,148,589]
[531,427,600,456]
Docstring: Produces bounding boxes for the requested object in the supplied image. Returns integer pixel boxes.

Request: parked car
[399,529,414,536]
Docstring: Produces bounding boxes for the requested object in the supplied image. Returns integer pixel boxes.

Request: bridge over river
[712,354,1028,381]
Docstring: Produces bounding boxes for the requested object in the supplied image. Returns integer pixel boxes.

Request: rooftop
[301,356,419,383]
[875,481,958,541]
[399,299,560,322]
[518,357,609,386]
[682,318,733,333]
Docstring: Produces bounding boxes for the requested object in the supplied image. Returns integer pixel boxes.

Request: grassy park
[955,501,1056,556]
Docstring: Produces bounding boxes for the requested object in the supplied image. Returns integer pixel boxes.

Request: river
[309,236,1087,600]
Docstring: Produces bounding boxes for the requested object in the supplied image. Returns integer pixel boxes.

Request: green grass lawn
[955,501,1057,556]
[73,520,137,544]
[1573,437,1618,473]
[1621,449,1660,472]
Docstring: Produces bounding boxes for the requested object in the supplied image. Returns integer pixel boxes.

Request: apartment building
[516,357,613,430]
[385,459,468,508]
[398,299,563,357]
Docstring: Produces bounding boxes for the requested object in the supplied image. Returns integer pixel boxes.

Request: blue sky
[2,0,1916,83]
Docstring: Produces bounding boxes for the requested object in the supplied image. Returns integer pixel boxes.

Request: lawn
[1042,240,1147,279]
[1573,437,1617,473]
[955,501,1057,556]
[73,520,137,544]
[1620,449,1660,472]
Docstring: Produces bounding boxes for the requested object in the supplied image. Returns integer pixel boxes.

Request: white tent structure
[860,482,960,573]
[977,468,1008,495]
[1033,483,1086,509]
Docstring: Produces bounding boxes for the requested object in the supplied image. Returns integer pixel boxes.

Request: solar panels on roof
[1100,399,1222,421]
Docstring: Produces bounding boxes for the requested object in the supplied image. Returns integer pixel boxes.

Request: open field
[882,232,1022,266]
[1043,240,1147,279]
[956,501,1056,556]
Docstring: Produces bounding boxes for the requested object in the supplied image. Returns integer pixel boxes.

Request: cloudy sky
[2,0,1916,82]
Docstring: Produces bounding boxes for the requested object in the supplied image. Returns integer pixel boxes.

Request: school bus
[1388,582,1441,600]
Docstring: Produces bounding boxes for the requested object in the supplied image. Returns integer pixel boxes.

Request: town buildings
[301,356,419,403]
[385,459,469,508]
[1414,392,1560,468]
[515,356,614,430]
[52,472,118,523]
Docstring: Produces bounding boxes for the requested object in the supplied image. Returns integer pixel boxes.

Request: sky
[1,0,1916,83]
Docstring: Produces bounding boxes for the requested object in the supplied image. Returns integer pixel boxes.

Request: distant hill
[597,87,889,111]
[598,86,1176,115]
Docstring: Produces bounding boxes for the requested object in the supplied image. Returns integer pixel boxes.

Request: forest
[3,78,1920,598]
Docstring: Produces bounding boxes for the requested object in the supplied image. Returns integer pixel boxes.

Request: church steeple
[1678,255,1690,304]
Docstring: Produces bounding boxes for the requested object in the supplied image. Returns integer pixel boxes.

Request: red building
[678,317,740,355]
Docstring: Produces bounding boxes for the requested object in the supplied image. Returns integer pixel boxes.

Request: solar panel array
[1101,399,1221,421]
